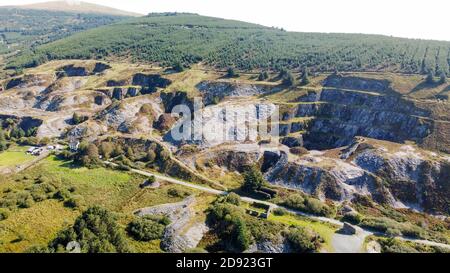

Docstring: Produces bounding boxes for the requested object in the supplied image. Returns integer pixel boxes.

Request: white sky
[1,0,449,41]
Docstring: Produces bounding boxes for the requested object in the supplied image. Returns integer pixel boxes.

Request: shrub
[49,206,131,253]
[282,71,296,87]
[148,175,156,184]
[146,149,157,162]
[286,228,321,253]
[26,245,52,253]
[127,217,166,241]
[224,193,241,206]
[342,213,363,225]
[438,71,447,84]
[386,228,402,238]
[99,142,114,159]
[172,61,185,72]
[207,202,252,252]
[300,68,310,85]
[258,71,269,81]
[426,71,435,84]
[167,188,187,198]
[0,208,9,221]
[226,67,239,78]
[282,194,333,217]
[273,207,288,216]
[64,195,84,209]
[242,165,266,193]
[116,163,131,171]
[53,189,71,201]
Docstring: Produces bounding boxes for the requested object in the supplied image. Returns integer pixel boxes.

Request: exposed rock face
[280,76,434,151]
[93,62,111,74]
[339,223,358,235]
[353,144,450,214]
[97,97,155,133]
[5,74,53,91]
[197,81,281,105]
[58,62,110,77]
[132,73,171,94]
[0,114,43,132]
[135,197,208,253]
[161,91,193,113]
[112,88,125,100]
[154,114,177,132]
[200,147,261,172]
[107,79,129,87]
[166,99,278,148]
[246,235,291,253]
[264,138,449,214]
[323,75,393,93]
[280,135,304,147]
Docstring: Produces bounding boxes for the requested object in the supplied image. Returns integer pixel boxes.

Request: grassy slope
[269,214,338,252]
[0,146,34,168]
[19,1,142,17]
[8,13,450,74]
[0,156,197,252]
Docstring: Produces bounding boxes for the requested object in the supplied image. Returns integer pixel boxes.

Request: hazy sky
[1,0,449,41]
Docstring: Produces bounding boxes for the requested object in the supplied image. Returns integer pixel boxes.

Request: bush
[64,195,84,209]
[282,194,333,217]
[0,208,9,221]
[224,193,241,206]
[53,189,71,201]
[127,217,166,241]
[242,165,266,194]
[282,71,296,87]
[258,71,269,81]
[49,206,131,253]
[285,228,321,253]
[207,202,252,252]
[167,188,187,198]
[386,228,402,238]
[342,213,363,225]
[226,67,239,78]
[273,207,288,216]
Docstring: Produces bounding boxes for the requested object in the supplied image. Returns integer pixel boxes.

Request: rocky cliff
[264,138,450,215]
[279,75,445,152]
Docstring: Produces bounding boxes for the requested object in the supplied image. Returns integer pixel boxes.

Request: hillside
[0,60,449,253]
[8,13,450,75]
[17,1,142,17]
[0,7,130,56]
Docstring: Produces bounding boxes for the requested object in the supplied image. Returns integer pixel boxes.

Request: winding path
[105,162,450,252]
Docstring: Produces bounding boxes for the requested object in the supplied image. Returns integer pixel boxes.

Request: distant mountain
[9,13,450,74]
[15,1,142,17]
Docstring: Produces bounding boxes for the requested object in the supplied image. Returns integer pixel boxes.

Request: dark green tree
[0,128,7,151]
[242,165,266,193]
[438,71,447,84]
[282,70,296,87]
[127,217,165,241]
[49,206,131,253]
[300,68,310,85]
[426,71,435,84]
[258,71,269,81]
[226,67,239,78]
[172,61,185,72]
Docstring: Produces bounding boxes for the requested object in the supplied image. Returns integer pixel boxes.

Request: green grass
[0,200,78,253]
[0,155,201,253]
[0,146,34,168]
[268,214,339,252]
